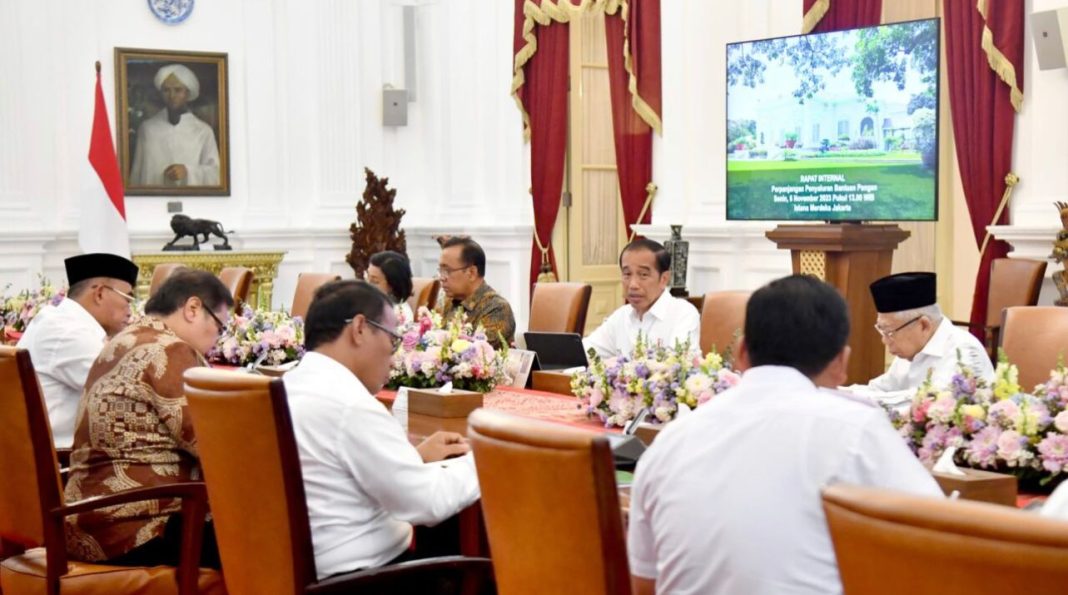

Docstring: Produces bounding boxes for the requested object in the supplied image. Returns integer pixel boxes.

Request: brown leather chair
[148,263,187,298]
[408,277,441,313]
[468,408,629,595]
[528,283,593,335]
[823,483,1068,594]
[1000,306,1068,391]
[289,273,341,321]
[217,267,254,309]
[0,347,222,595]
[183,368,493,595]
[952,257,1047,357]
[699,290,750,356]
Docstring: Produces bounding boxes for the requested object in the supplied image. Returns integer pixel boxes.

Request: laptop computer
[523,331,589,371]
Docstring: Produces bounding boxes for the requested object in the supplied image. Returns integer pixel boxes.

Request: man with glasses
[65,270,233,569]
[17,253,139,448]
[849,272,993,407]
[436,236,515,349]
[284,280,478,578]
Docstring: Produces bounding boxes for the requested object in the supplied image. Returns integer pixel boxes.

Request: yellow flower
[450,339,472,353]
[960,404,985,421]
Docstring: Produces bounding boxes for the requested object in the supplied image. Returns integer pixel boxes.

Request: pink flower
[1038,434,1068,474]
[964,426,1000,468]
[995,430,1029,465]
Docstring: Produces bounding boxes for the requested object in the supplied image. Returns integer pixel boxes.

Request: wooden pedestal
[765,223,909,384]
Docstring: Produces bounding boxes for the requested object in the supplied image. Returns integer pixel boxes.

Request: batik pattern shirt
[437,282,515,349]
[64,316,205,562]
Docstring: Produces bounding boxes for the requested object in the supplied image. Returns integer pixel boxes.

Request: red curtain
[605,1,662,241]
[514,4,569,288]
[802,0,881,33]
[944,0,1024,334]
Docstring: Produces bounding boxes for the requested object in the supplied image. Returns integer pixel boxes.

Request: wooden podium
[765,224,909,384]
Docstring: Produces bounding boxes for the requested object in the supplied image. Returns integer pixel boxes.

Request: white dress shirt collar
[58,297,105,336]
[917,317,954,360]
[628,288,672,323]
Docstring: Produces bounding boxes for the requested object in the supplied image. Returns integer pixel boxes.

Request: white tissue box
[407,388,483,418]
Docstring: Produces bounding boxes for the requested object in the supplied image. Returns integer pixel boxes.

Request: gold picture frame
[114,47,230,196]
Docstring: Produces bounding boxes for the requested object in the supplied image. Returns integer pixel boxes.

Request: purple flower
[964,426,1000,468]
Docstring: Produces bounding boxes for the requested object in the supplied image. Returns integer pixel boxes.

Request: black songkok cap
[869,272,936,313]
[64,253,139,287]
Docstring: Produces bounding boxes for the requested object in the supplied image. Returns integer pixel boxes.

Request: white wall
[0,0,532,326]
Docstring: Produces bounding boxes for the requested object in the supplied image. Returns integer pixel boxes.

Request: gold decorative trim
[979,172,1019,256]
[511,0,661,141]
[799,250,827,280]
[802,0,830,34]
[132,251,285,310]
[977,0,1023,112]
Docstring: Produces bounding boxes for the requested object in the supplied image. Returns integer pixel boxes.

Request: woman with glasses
[365,250,414,325]
[64,269,233,570]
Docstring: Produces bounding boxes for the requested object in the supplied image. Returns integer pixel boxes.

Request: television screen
[726,18,939,221]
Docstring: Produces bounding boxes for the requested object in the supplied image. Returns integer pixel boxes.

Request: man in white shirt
[852,272,994,406]
[129,64,220,187]
[284,280,479,578]
[628,275,943,595]
[583,238,699,358]
[17,253,138,448]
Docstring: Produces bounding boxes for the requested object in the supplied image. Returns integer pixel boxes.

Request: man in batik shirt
[64,270,232,567]
[435,236,515,350]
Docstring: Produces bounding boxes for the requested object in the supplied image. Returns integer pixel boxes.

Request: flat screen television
[726,18,940,222]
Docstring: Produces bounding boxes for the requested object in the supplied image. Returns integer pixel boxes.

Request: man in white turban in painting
[129,64,220,186]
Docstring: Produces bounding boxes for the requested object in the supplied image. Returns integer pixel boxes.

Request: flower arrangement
[387,308,507,393]
[210,304,305,367]
[1,276,67,341]
[570,334,741,428]
[891,352,1068,488]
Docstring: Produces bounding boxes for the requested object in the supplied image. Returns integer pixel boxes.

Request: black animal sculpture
[164,214,231,250]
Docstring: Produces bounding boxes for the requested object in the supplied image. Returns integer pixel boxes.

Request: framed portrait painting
[114,47,230,196]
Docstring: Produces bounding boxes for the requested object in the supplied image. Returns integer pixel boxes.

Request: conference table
[374,385,617,558]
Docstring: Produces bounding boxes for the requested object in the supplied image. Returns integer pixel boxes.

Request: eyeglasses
[345,316,403,350]
[437,264,471,279]
[98,285,136,304]
[203,306,227,335]
[873,315,922,340]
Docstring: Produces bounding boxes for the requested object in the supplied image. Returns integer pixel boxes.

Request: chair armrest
[50,482,207,518]
[306,556,494,595]
[50,482,209,595]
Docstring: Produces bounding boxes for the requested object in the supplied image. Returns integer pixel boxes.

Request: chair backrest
[528,283,593,334]
[0,347,64,549]
[217,266,254,308]
[986,258,1048,327]
[699,290,750,356]
[290,273,341,320]
[184,368,314,595]
[468,409,629,595]
[822,483,1068,594]
[408,277,441,313]
[148,263,187,297]
[1000,306,1068,390]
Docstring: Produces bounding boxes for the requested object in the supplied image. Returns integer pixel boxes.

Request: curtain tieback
[979,172,1019,257]
[628,183,658,242]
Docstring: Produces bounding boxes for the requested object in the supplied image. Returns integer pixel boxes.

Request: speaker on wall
[1032,8,1068,71]
[383,87,408,127]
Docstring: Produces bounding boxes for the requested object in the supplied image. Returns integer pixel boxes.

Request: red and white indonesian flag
[81,66,130,257]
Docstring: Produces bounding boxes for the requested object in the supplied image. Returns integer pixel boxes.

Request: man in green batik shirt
[435,236,515,350]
